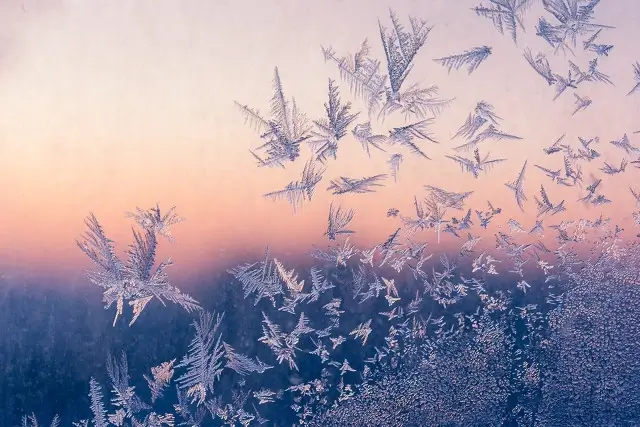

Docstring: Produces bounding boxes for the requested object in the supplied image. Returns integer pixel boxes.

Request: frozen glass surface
[2,1,640,425]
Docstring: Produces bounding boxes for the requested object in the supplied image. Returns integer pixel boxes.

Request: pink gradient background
[0,0,638,287]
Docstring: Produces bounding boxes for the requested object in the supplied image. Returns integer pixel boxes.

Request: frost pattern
[20,1,640,426]
[76,206,200,326]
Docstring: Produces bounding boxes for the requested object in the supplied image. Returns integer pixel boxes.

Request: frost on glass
[18,1,640,426]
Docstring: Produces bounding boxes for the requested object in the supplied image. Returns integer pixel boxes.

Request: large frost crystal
[76,206,200,326]
[175,311,226,406]
[322,10,453,121]
[235,68,311,167]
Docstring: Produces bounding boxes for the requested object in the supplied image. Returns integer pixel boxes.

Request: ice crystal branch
[434,46,492,74]
[263,158,326,213]
[308,79,359,162]
[175,311,226,406]
[236,67,311,167]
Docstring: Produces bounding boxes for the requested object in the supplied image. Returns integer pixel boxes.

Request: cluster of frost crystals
[308,314,511,427]
[537,242,640,426]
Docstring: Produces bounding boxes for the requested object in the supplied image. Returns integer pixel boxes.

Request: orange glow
[1,1,639,286]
